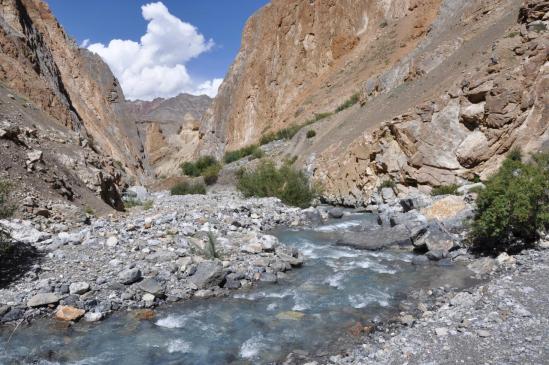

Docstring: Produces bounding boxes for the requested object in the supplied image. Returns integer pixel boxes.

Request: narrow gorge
[0,0,547,364]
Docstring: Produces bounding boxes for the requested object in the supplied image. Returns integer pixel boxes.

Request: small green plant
[181,156,219,177]
[471,152,549,253]
[505,31,520,38]
[123,198,143,209]
[236,160,320,208]
[170,181,207,195]
[251,148,265,160]
[224,144,264,164]
[507,147,522,162]
[380,20,388,28]
[379,179,396,190]
[0,179,14,256]
[0,180,15,219]
[84,206,95,216]
[202,164,221,186]
[431,184,460,196]
[335,93,360,113]
[306,130,316,138]
[189,232,222,259]
[142,200,154,210]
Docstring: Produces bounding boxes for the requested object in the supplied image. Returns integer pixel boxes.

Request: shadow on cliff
[0,241,43,289]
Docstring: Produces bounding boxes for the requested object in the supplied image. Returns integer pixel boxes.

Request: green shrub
[203,164,221,185]
[335,93,360,113]
[0,180,15,219]
[224,144,263,164]
[306,130,316,138]
[251,148,265,160]
[190,232,222,259]
[471,152,549,253]
[378,179,396,191]
[124,198,153,210]
[431,184,460,196]
[171,181,207,195]
[0,180,14,253]
[181,156,219,177]
[236,160,320,208]
[312,112,333,122]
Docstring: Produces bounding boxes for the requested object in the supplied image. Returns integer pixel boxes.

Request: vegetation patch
[181,156,220,177]
[378,179,396,191]
[181,156,222,185]
[431,184,460,196]
[170,181,207,196]
[306,130,316,139]
[236,160,320,208]
[124,198,154,210]
[224,144,264,164]
[335,93,360,113]
[0,179,15,260]
[470,151,549,253]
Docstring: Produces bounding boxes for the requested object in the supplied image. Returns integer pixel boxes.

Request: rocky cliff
[200,0,443,155]
[203,0,548,206]
[0,0,211,212]
[120,94,211,178]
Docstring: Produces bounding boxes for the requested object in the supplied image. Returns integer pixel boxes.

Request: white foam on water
[324,271,346,289]
[348,289,392,309]
[156,315,187,329]
[239,335,266,359]
[315,220,362,232]
[233,288,293,300]
[167,339,192,354]
[267,303,278,311]
[292,292,311,311]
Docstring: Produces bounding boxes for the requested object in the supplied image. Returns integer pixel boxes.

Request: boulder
[456,131,489,168]
[55,306,85,321]
[69,282,90,295]
[139,278,165,297]
[421,196,467,221]
[84,312,103,322]
[412,220,456,260]
[188,261,224,289]
[336,225,412,250]
[0,220,49,244]
[118,268,142,285]
[328,207,344,219]
[27,293,61,308]
[381,188,396,203]
[459,102,485,128]
[241,243,263,254]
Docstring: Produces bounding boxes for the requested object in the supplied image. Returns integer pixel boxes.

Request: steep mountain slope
[0,0,211,213]
[202,0,548,206]
[200,0,443,155]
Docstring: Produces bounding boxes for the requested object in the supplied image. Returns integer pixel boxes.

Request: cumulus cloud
[87,2,222,100]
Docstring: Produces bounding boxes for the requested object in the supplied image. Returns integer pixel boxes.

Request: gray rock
[188,261,224,289]
[259,272,278,283]
[27,293,61,307]
[139,278,165,297]
[412,220,456,260]
[336,225,412,250]
[118,268,142,285]
[328,207,344,219]
[84,312,103,322]
[69,282,90,295]
[381,188,397,203]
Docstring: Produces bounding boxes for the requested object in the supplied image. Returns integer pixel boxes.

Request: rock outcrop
[200,0,443,156]
[310,0,548,206]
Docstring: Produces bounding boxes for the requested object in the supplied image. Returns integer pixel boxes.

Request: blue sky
[46,0,269,100]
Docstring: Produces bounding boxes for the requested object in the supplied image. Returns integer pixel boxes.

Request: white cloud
[87,2,222,100]
[80,38,90,48]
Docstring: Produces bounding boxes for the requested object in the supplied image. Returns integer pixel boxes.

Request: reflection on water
[0,213,477,364]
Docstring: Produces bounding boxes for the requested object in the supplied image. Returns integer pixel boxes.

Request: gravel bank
[0,191,307,324]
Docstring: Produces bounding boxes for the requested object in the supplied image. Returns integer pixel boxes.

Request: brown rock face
[0,0,212,187]
[120,94,211,178]
[200,0,442,156]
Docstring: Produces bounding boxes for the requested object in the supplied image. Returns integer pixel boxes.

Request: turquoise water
[0,214,476,364]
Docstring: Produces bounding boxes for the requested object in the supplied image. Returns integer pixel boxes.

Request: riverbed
[0,213,478,364]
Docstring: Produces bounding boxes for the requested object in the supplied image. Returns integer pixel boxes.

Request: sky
[46,0,269,100]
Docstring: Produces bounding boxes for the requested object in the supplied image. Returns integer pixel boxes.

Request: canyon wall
[200,0,442,156]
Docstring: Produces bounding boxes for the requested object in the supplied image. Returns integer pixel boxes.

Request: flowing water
[0,213,477,364]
